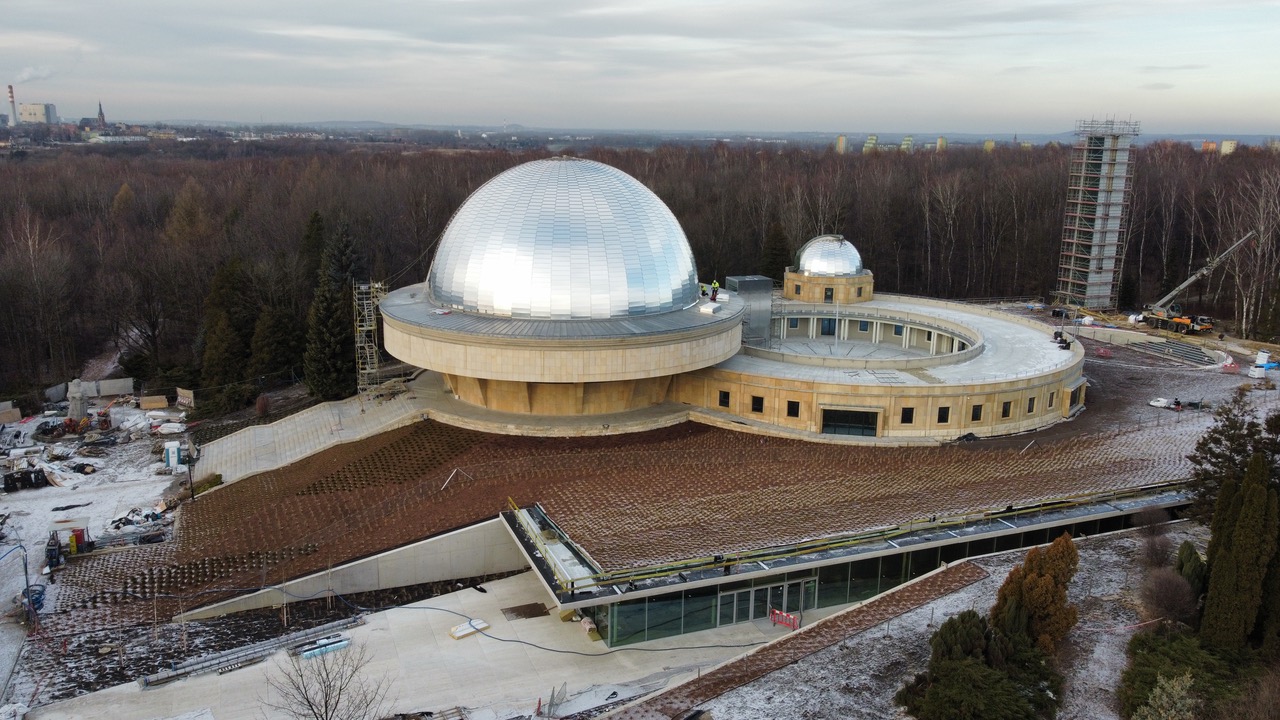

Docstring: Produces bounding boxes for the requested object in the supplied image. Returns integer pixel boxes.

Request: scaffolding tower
[353,281,387,395]
[1054,119,1140,309]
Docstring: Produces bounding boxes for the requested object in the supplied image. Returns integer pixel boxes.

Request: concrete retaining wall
[195,383,432,486]
[1071,325,1159,345]
[177,518,528,621]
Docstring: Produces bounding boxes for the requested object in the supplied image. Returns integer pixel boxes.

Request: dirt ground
[6,329,1271,711]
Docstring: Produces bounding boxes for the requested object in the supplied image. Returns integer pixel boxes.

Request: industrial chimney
[6,85,16,127]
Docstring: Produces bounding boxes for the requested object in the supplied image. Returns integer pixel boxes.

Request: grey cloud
[1140,65,1206,73]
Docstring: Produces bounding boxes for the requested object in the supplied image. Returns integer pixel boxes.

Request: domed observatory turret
[429,157,699,320]
[784,235,874,304]
[379,157,743,416]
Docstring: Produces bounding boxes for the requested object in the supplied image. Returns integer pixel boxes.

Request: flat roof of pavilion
[380,281,745,340]
[723,295,1079,386]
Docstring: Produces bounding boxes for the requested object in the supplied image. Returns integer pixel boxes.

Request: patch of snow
[699,530,1181,720]
[1,405,183,702]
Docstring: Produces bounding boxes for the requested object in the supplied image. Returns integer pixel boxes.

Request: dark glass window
[718,391,730,408]
[971,404,983,422]
[901,407,915,424]
[1001,401,1012,418]
[751,396,764,413]
[786,400,800,418]
[937,406,950,424]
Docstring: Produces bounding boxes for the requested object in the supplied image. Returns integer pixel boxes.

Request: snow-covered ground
[0,403,182,700]
[698,526,1204,720]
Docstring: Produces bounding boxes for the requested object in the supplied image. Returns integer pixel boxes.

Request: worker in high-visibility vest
[710,280,719,301]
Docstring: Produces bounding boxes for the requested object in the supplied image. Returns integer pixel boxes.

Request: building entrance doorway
[821,409,878,436]
[717,578,817,626]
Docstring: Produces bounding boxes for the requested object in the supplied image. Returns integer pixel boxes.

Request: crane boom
[1149,231,1255,312]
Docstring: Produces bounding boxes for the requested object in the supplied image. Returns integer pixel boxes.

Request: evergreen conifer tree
[990,533,1078,654]
[1173,540,1208,601]
[1187,392,1277,519]
[248,305,304,385]
[760,220,793,281]
[1132,673,1198,720]
[303,226,357,400]
[1201,452,1280,650]
[200,310,249,412]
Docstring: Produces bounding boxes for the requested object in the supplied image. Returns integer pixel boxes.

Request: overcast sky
[4,0,1278,134]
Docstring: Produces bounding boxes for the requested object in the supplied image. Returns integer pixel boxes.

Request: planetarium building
[381,156,1086,442]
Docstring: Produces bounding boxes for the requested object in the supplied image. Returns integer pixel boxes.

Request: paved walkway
[26,572,791,720]
[196,374,695,487]
[605,561,989,720]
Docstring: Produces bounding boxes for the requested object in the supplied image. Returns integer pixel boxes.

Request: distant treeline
[0,141,1276,402]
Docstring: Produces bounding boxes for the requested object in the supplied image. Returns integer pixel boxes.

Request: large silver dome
[797,235,863,276]
[428,157,699,320]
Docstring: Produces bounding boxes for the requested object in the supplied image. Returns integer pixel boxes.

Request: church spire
[97,101,105,128]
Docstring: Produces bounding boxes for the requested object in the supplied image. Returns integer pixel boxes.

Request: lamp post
[1,543,36,626]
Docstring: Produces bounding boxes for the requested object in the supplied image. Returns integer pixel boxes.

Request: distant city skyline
[4,0,1279,135]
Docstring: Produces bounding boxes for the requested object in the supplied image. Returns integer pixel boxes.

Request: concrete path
[27,571,797,720]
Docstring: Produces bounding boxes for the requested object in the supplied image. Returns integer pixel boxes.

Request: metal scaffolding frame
[353,281,387,395]
[1054,119,1140,310]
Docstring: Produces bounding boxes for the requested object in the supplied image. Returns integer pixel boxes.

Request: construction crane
[1141,231,1255,334]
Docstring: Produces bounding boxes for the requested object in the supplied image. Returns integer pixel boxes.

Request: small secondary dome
[428,157,699,320]
[797,235,863,276]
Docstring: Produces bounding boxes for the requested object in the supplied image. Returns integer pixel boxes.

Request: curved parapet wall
[673,295,1086,441]
[759,302,985,370]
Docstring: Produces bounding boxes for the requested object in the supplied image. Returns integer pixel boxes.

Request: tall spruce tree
[1187,392,1280,519]
[303,226,357,400]
[760,220,793,281]
[200,310,249,413]
[248,305,304,386]
[1201,452,1280,650]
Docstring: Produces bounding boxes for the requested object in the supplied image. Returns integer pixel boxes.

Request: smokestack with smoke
[14,66,54,85]
[7,85,16,128]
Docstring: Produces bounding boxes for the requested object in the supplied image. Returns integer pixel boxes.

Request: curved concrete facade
[377,157,1084,440]
[673,294,1086,440]
[381,283,744,415]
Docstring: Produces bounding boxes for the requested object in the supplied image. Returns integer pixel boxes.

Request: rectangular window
[926,331,933,341]
[1070,387,1081,406]
[901,407,915,424]
[718,391,730,408]
[858,320,869,332]
[1027,397,1037,414]
[751,396,764,413]
[788,317,799,329]
[823,287,834,303]
[893,324,904,336]
[971,404,983,422]
[794,284,801,296]
[937,406,950,424]
[1048,391,1056,409]
[786,400,800,418]
[856,287,864,298]
[1001,401,1012,419]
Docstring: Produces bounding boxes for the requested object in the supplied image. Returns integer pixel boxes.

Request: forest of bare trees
[0,140,1276,409]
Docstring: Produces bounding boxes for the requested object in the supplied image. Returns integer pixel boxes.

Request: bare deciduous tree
[261,643,392,720]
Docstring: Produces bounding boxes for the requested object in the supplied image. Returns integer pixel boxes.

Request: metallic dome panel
[797,234,863,276]
[428,157,699,320]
